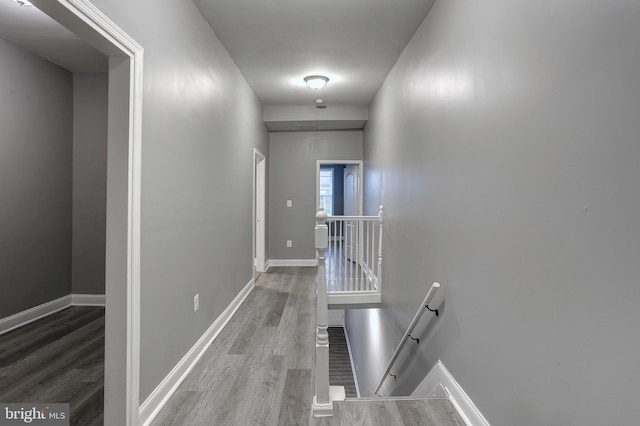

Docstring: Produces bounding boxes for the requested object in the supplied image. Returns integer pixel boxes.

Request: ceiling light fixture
[304,75,329,90]
[13,0,33,6]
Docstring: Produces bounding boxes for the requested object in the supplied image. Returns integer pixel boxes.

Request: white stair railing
[325,206,384,295]
[312,208,344,417]
[313,207,384,416]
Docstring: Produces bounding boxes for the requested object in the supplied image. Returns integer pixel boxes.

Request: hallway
[150,267,463,425]
[151,266,317,425]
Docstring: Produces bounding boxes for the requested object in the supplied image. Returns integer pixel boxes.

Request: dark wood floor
[0,306,105,426]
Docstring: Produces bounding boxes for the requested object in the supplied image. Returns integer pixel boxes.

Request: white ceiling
[0,0,435,127]
[0,0,107,72]
[194,0,435,108]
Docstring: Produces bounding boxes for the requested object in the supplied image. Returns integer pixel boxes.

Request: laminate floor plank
[396,398,466,426]
[0,328,104,401]
[227,287,282,355]
[277,368,312,426]
[311,398,466,426]
[152,390,204,426]
[212,352,286,425]
[263,292,289,327]
[179,353,244,391]
[271,304,297,357]
[0,306,105,425]
[69,385,104,426]
[0,307,104,367]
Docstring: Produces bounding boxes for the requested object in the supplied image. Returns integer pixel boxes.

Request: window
[319,168,334,215]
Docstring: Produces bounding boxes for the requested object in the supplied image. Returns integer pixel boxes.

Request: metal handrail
[373,282,440,396]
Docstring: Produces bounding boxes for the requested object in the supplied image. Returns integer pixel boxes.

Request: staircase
[312,207,469,424]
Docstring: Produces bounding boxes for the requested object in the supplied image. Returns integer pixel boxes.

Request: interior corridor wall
[0,39,72,318]
[347,1,640,425]
[88,0,269,402]
[268,131,362,261]
[72,72,108,295]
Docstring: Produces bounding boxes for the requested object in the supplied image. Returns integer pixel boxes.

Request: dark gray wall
[347,1,640,425]
[72,72,108,295]
[87,0,269,402]
[0,39,72,318]
[268,131,362,260]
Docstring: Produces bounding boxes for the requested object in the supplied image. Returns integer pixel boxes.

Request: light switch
[286,200,292,207]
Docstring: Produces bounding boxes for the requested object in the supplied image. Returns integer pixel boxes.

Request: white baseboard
[0,295,71,335]
[0,293,108,335]
[138,278,256,426]
[71,294,106,306]
[266,259,318,269]
[413,360,490,426]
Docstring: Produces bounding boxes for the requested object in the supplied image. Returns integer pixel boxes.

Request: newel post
[312,208,332,416]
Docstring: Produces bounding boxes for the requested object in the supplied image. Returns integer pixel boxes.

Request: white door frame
[315,160,363,215]
[253,149,267,274]
[32,1,143,425]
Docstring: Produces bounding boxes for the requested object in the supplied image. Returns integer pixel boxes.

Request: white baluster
[377,206,384,291]
[339,219,343,291]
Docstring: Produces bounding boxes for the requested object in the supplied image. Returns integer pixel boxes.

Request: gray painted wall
[72,72,108,295]
[347,1,640,425]
[268,131,362,260]
[87,0,269,402]
[0,39,72,318]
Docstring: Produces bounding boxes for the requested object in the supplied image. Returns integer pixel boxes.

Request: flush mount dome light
[304,75,329,90]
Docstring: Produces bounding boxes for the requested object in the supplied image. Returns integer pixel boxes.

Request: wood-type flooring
[0,306,105,426]
[152,266,465,426]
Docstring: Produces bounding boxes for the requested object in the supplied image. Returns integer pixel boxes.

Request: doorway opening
[316,160,362,327]
[31,1,143,424]
[315,160,362,217]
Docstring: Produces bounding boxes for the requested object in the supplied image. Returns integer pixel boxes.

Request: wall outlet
[286,240,292,247]
[286,200,292,207]
[194,294,199,312]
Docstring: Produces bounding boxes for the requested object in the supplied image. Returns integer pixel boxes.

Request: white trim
[413,360,490,426]
[343,323,361,398]
[267,259,318,269]
[0,296,71,335]
[71,294,107,306]
[253,148,267,277]
[327,292,381,307]
[312,386,345,417]
[0,293,107,335]
[29,2,143,425]
[138,279,255,426]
